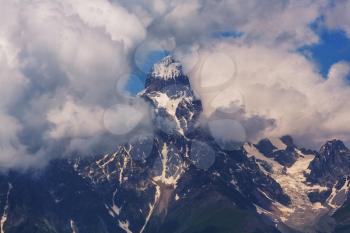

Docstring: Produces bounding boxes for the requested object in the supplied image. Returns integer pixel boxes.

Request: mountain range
[0,56,350,233]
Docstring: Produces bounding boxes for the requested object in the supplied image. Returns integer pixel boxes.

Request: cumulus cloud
[126,0,325,49]
[47,99,105,139]
[0,0,150,169]
[126,0,348,149]
[327,61,350,84]
[185,43,350,148]
[1,0,350,169]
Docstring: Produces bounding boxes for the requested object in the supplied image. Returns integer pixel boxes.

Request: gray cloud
[324,0,350,38]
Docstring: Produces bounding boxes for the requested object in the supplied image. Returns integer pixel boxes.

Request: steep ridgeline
[308,140,350,186]
[0,57,350,233]
[244,137,350,233]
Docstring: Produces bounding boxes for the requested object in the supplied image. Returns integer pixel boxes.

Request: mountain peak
[141,55,202,136]
[151,55,183,80]
[144,55,191,94]
[320,139,348,155]
[308,139,350,185]
[280,135,295,148]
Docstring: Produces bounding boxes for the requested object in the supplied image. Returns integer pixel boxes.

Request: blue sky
[300,29,350,79]
[126,50,170,95]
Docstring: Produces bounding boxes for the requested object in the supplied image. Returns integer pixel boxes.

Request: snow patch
[70,220,78,233]
[270,152,330,230]
[151,56,182,80]
[153,143,184,186]
[269,137,287,151]
[119,154,130,184]
[0,183,12,233]
[119,220,133,233]
[140,185,161,233]
[149,92,185,135]
[326,177,350,210]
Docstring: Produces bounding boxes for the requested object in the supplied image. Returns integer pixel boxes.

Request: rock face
[0,57,350,233]
[141,55,202,137]
[253,136,299,167]
[308,140,350,186]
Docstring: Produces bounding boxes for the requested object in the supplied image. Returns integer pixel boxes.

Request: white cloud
[102,101,150,136]
[1,0,350,170]
[327,61,350,84]
[135,0,326,50]
[47,99,105,139]
[186,43,350,148]
[0,0,149,169]
[64,0,146,49]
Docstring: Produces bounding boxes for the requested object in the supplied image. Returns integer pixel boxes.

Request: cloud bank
[188,43,350,148]
[1,0,350,169]
[0,0,150,169]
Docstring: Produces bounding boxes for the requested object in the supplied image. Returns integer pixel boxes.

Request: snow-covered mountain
[0,56,350,233]
[244,137,350,232]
